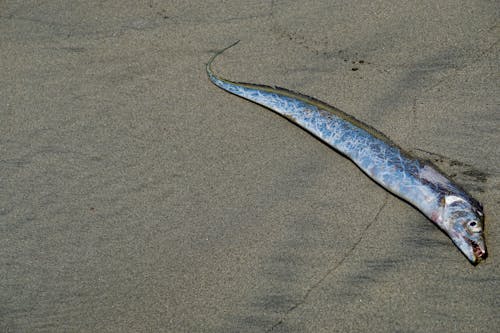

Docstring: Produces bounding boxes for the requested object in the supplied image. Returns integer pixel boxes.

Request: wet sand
[1,1,499,332]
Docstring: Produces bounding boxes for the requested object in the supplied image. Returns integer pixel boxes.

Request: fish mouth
[471,239,487,264]
[454,236,487,265]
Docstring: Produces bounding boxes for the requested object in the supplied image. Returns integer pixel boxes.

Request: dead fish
[206,41,487,265]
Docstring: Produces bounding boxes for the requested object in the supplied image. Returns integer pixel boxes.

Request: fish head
[440,195,487,265]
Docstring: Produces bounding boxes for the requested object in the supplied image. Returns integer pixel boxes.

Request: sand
[1,1,498,332]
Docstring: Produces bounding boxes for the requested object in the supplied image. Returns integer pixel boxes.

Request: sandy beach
[1,1,498,332]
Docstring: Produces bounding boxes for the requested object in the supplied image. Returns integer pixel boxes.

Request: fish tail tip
[206,40,241,77]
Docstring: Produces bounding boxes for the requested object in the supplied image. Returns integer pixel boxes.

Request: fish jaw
[450,232,487,265]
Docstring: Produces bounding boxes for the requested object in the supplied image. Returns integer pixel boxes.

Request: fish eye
[467,220,481,233]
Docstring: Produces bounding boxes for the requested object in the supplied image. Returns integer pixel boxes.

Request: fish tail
[206,40,240,82]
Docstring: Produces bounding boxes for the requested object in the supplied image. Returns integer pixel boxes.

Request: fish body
[207,41,487,264]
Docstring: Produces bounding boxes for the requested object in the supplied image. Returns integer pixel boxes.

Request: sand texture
[1,1,499,332]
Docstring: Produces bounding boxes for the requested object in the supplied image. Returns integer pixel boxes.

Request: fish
[206,41,487,265]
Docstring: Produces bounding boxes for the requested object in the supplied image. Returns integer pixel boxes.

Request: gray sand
[1,1,499,332]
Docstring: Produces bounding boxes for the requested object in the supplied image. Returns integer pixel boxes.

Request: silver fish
[207,41,487,265]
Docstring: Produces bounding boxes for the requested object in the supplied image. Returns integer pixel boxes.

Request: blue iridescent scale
[207,52,481,226]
